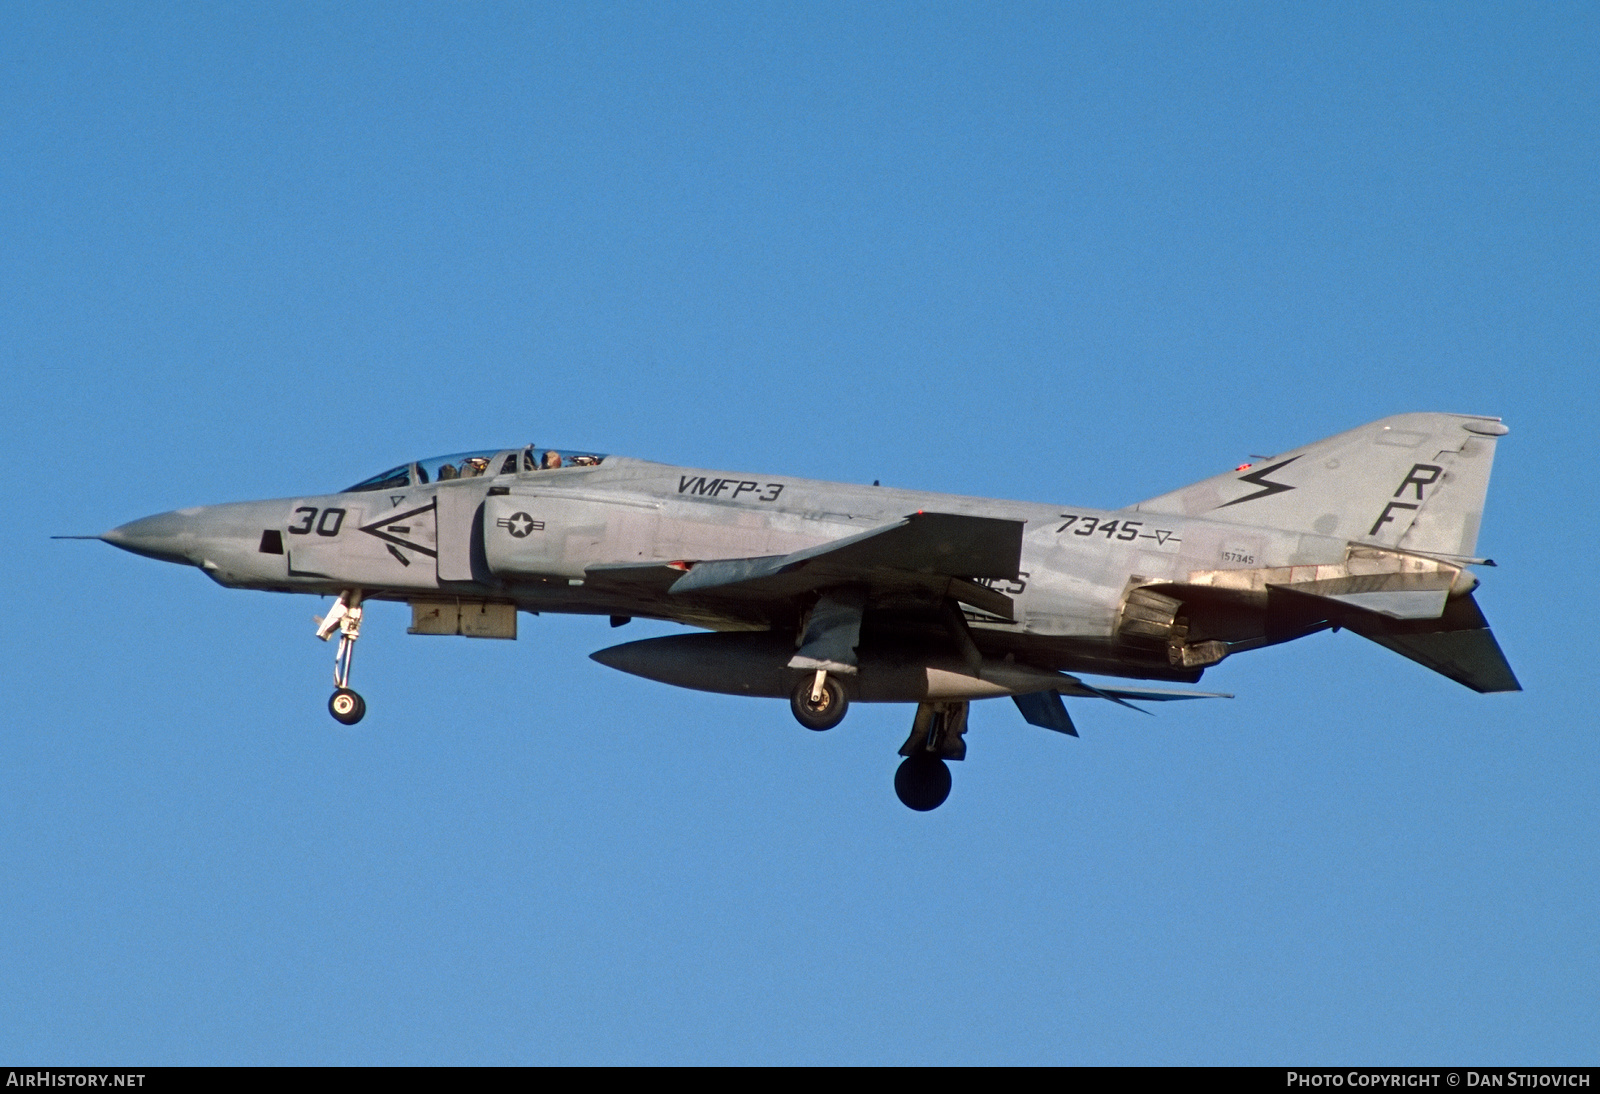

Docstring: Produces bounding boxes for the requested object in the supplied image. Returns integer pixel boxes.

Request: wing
[651,510,1026,619]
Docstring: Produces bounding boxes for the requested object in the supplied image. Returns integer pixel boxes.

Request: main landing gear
[894,701,968,811]
[894,755,952,812]
[789,678,969,811]
[316,589,366,725]
[791,669,848,731]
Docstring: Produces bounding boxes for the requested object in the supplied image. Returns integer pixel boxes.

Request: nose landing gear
[316,590,366,725]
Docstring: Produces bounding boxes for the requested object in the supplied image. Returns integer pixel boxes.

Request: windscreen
[342,464,411,492]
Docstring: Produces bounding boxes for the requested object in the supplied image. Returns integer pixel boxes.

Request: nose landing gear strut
[316,589,366,725]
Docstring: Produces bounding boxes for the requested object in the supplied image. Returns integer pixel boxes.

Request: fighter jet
[81,413,1518,810]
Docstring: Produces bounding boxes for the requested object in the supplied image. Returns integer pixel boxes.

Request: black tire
[894,755,952,811]
[329,687,366,726]
[790,675,848,731]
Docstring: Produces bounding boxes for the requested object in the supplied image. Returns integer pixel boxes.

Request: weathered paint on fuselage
[159,453,1346,682]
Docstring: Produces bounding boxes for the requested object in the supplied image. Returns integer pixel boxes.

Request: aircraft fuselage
[93,415,1517,810]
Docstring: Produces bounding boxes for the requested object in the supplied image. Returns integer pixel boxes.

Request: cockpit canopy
[343,446,606,493]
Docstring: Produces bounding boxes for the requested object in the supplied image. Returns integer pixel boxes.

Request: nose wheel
[316,590,367,725]
[329,687,366,725]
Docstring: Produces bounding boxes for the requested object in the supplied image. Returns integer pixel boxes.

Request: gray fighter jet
[84,413,1518,810]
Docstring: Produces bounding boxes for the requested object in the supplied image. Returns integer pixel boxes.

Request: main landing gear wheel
[329,688,366,725]
[791,672,848,731]
[895,755,952,811]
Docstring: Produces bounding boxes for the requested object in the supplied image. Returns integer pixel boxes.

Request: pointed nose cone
[101,510,202,566]
[588,643,632,672]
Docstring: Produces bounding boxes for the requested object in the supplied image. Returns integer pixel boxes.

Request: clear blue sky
[3,2,1596,1064]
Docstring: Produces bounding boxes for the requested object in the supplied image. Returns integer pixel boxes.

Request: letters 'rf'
[77,415,1518,811]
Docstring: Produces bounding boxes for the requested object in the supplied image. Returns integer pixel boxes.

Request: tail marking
[1217,456,1302,509]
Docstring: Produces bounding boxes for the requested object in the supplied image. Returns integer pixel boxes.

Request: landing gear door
[436,483,490,583]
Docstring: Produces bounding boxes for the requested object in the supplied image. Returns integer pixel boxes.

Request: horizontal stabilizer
[1270,587,1520,693]
[667,511,1025,616]
[1357,627,1521,694]
[1341,593,1521,693]
[1013,691,1077,736]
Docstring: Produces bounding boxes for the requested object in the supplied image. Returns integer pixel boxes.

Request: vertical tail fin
[1133,413,1507,557]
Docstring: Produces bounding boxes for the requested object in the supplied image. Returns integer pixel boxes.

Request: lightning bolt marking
[1216,455,1302,509]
